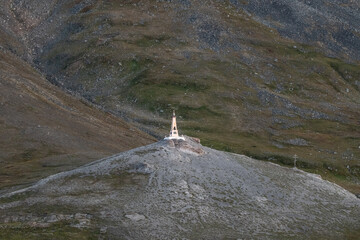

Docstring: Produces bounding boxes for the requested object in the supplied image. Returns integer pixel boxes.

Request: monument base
[164,136,185,141]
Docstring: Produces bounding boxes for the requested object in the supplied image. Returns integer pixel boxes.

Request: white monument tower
[164,110,185,140]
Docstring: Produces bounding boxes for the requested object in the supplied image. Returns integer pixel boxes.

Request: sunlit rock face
[1,137,359,239]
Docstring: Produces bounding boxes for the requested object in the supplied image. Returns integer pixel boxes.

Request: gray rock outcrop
[0,137,359,239]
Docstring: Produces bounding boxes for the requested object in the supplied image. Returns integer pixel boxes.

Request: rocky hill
[1,137,359,239]
[0,0,359,193]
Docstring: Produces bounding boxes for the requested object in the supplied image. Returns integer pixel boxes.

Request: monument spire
[170,110,179,138]
[164,110,185,140]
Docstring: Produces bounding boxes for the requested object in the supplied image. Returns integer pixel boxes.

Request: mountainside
[233,0,360,61]
[0,47,155,193]
[1,137,359,239]
[0,0,359,193]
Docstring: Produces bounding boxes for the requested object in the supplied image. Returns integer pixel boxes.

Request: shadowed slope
[0,49,155,192]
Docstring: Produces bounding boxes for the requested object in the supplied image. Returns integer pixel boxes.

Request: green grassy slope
[3,0,360,193]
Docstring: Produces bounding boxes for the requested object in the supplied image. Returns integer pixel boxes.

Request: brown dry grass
[0,50,155,191]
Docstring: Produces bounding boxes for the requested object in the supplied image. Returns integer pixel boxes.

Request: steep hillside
[1,137,359,239]
[1,0,359,193]
[0,48,155,193]
[233,0,360,61]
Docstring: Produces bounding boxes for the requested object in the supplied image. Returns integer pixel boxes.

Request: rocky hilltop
[1,137,359,239]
